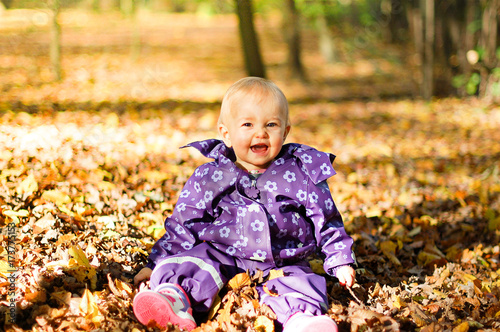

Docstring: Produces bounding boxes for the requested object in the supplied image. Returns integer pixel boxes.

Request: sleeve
[305,179,356,277]
[146,164,216,269]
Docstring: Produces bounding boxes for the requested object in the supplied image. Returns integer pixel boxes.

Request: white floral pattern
[146,139,355,275]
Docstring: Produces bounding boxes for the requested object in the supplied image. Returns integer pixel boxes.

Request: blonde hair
[218,77,290,126]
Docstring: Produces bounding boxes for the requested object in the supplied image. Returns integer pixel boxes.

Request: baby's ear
[218,123,232,147]
[283,125,291,140]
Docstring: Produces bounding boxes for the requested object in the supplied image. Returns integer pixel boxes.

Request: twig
[347,284,365,307]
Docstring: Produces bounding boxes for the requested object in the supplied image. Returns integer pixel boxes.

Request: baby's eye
[242,123,252,127]
[267,122,277,127]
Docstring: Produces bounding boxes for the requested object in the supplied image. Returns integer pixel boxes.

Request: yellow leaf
[207,294,222,320]
[217,293,236,323]
[228,272,251,290]
[69,245,91,268]
[309,258,326,275]
[55,234,76,246]
[115,279,133,296]
[0,259,15,278]
[3,209,29,224]
[268,269,284,280]
[366,206,383,218]
[380,240,401,266]
[452,322,469,332]
[254,315,274,332]
[69,245,97,289]
[34,213,56,233]
[461,273,477,282]
[433,289,447,298]
[144,170,170,183]
[488,216,500,231]
[97,181,116,191]
[79,289,102,326]
[262,283,279,297]
[126,246,149,256]
[16,173,38,195]
[417,251,441,266]
[79,289,97,316]
[392,295,405,309]
[0,168,24,180]
[3,209,29,218]
[41,190,71,206]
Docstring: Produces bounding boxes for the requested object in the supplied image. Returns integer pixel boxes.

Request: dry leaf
[254,315,274,332]
[228,272,251,290]
[380,240,402,266]
[452,322,469,332]
[262,284,279,297]
[16,173,38,195]
[268,269,284,280]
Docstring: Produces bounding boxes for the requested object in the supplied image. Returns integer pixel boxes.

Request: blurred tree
[385,0,408,43]
[48,0,62,81]
[478,0,499,97]
[1,0,13,8]
[421,0,434,100]
[404,0,499,99]
[316,3,337,64]
[121,0,141,60]
[284,0,307,80]
[235,0,266,77]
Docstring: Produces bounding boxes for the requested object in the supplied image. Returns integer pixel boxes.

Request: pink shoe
[284,312,338,332]
[133,283,197,331]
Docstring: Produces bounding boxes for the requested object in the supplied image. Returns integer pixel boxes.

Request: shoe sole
[133,290,197,331]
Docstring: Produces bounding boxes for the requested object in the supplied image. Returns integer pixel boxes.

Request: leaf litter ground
[1,10,500,332]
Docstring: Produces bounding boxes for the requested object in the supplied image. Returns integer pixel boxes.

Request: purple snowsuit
[146,139,355,325]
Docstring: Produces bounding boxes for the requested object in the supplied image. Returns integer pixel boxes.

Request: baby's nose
[255,128,269,137]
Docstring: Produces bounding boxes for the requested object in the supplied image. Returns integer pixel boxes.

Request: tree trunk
[421,0,434,99]
[122,0,141,61]
[1,0,13,9]
[388,0,407,42]
[406,3,423,96]
[479,0,499,97]
[49,0,62,81]
[284,0,306,81]
[317,7,336,64]
[235,0,266,78]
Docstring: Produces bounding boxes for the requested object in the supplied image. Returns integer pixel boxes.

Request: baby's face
[218,95,290,171]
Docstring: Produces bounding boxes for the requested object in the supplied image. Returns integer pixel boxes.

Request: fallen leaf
[228,272,251,290]
[254,315,274,332]
[16,173,38,195]
[452,322,469,332]
[268,269,284,280]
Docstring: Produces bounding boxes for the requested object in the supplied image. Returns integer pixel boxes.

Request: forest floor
[1,8,500,332]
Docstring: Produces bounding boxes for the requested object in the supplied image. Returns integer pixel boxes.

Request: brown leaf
[408,302,434,327]
[420,322,444,332]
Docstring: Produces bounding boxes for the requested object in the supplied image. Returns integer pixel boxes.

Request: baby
[133,77,356,331]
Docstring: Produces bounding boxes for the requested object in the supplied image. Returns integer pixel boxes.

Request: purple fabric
[150,242,329,325]
[257,265,328,323]
[145,139,356,324]
[150,242,239,312]
[147,139,355,275]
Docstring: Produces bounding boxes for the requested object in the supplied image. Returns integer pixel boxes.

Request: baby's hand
[134,267,153,286]
[336,265,355,288]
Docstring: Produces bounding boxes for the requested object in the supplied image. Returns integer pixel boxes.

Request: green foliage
[452,73,480,95]
[453,46,500,97]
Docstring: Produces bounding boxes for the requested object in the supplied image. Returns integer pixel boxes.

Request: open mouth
[251,144,268,153]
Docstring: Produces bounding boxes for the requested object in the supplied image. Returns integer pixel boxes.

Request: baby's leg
[149,242,240,313]
[257,265,330,327]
